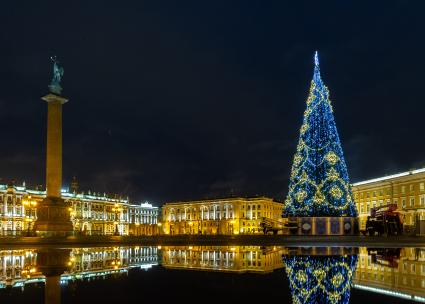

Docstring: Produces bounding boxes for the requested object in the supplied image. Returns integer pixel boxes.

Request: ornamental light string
[283,254,358,304]
[283,52,358,217]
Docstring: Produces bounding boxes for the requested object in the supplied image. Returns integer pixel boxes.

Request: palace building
[352,168,425,232]
[0,183,158,236]
[160,196,284,235]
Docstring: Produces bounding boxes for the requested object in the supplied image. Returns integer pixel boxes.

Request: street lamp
[112,203,122,236]
[25,217,33,236]
[23,196,37,236]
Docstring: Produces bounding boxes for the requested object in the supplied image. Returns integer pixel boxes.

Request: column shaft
[46,102,62,198]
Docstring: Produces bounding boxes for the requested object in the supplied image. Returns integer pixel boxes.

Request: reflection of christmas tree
[283,255,358,304]
[283,52,357,217]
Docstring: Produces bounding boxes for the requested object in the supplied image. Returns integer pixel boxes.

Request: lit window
[421,196,425,206]
[410,198,415,207]
[402,199,406,208]
[420,183,425,191]
[410,184,414,192]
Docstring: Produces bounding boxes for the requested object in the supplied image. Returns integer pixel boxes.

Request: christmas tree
[283,52,357,217]
[283,255,358,304]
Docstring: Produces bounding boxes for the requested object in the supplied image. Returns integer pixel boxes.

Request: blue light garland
[283,52,358,217]
[283,254,358,304]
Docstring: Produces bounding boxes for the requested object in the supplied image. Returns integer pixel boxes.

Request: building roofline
[352,167,425,187]
[164,196,278,205]
[0,184,157,208]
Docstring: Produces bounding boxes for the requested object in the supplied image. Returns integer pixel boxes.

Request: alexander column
[34,57,73,236]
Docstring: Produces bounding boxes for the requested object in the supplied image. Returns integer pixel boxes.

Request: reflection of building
[0,246,158,289]
[0,184,158,236]
[161,246,284,273]
[0,249,42,288]
[353,247,425,302]
[161,197,284,235]
[352,168,425,231]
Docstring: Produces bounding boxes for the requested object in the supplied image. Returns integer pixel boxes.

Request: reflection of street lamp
[111,247,121,269]
[22,265,37,279]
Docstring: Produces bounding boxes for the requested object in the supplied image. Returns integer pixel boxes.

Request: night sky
[1,1,424,205]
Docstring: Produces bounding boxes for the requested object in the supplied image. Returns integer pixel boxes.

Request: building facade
[161,197,284,235]
[0,184,158,236]
[352,168,425,232]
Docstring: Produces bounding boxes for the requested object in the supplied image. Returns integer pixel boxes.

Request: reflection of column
[36,248,71,304]
[45,276,61,304]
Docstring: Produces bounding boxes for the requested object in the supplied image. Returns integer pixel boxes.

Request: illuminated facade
[161,246,284,273]
[0,184,158,236]
[353,247,425,302]
[352,168,425,231]
[161,197,284,235]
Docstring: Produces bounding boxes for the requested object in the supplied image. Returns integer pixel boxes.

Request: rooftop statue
[48,56,64,95]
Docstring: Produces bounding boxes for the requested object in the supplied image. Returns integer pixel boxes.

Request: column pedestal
[34,197,73,236]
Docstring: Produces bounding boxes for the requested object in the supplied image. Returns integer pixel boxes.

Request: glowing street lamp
[25,217,33,236]
[112,203,123,236]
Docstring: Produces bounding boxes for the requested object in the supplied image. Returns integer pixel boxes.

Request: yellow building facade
[352,168,425,232]
[0,183,158,236]
[161,197,284,235]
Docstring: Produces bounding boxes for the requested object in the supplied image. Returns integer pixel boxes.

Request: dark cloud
[0,1,425,205]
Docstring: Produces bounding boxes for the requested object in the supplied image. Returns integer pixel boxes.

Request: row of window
[356,182,425,200]
[357,196,425,213]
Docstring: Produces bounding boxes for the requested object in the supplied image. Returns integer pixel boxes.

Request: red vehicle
[363,204,404,236]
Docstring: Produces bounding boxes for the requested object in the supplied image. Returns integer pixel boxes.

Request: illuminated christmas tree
[283,52,357,217]
[283,255,358,304]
